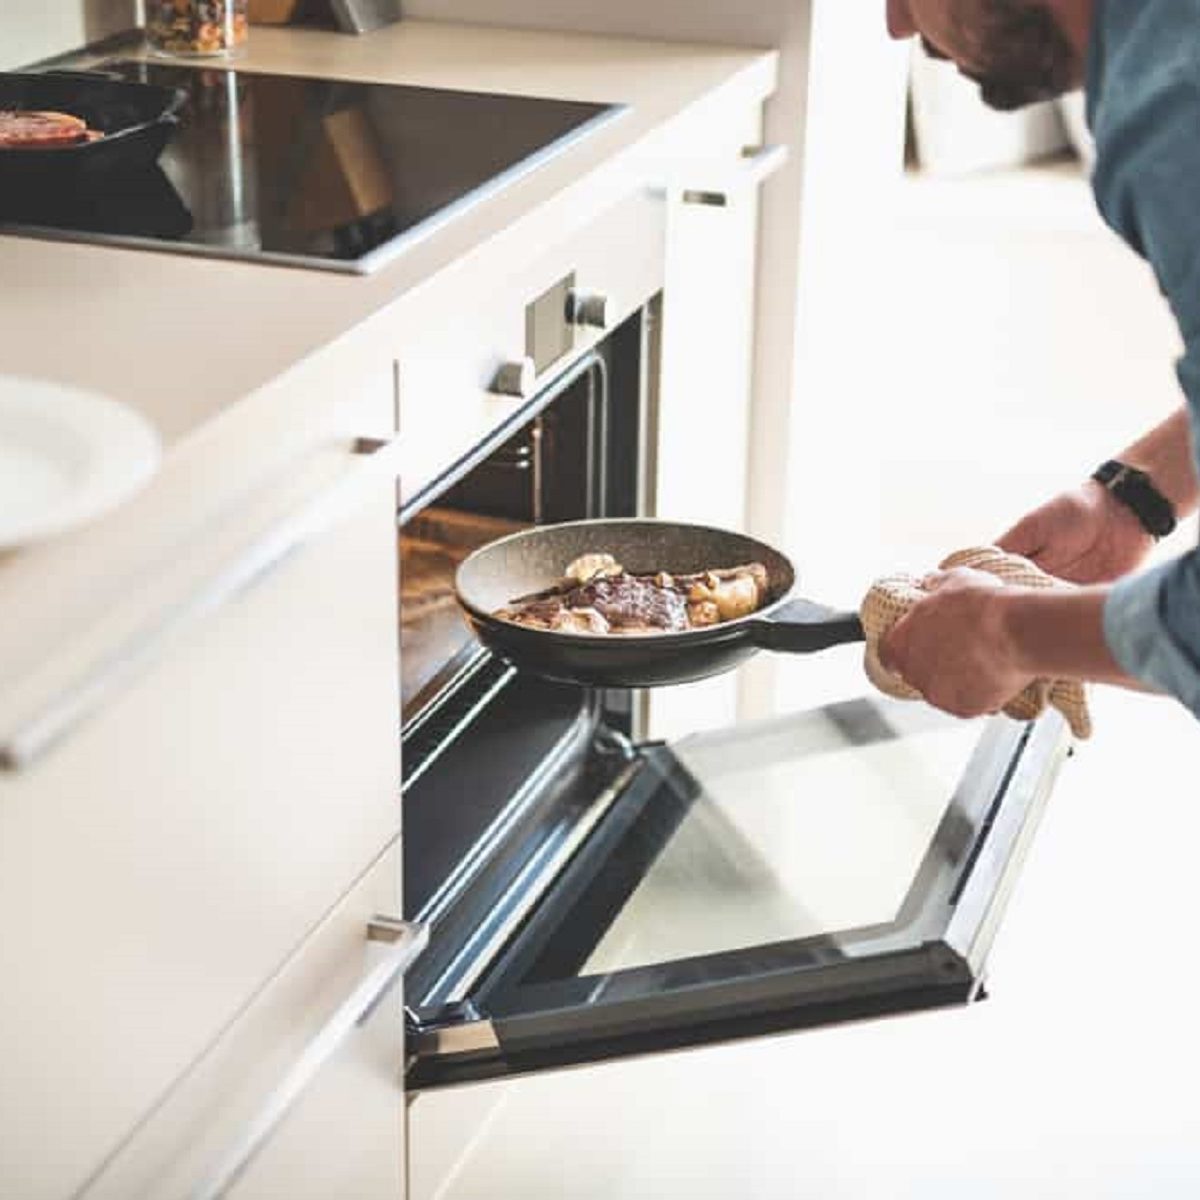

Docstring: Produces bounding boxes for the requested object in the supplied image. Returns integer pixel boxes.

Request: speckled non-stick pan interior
[453,519,862,688]
[456,519,795,630]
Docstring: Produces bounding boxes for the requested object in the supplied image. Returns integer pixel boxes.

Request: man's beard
[963,2,1080,111]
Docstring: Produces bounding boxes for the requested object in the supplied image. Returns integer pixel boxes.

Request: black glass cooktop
[0,61,623,273]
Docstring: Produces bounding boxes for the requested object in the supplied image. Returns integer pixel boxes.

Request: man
[880,0,1200,722]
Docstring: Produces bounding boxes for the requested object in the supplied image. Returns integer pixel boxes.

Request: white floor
[410,163,1200,1199]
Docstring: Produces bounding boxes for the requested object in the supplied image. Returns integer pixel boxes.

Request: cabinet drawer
[81,844,412,1200]
[0,389,402,1199]
[394,186,666,512]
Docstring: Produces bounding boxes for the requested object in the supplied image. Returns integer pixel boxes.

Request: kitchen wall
[403,0,802,47]
[3,0,138,70]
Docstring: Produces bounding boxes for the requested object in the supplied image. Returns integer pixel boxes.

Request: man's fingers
[920,566,994,593]
[878,617,908,675]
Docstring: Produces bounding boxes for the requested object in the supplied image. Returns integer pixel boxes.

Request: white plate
[0,376,162,550]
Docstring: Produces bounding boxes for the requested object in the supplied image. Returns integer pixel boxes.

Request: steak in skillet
[0,110,100,149]
[495,554,770,636]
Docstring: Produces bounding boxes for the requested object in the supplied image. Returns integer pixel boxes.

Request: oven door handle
[192,917,428,1200]
[0,434,401,774]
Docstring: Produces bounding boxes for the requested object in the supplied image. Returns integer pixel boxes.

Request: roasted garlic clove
[565,553,622,583]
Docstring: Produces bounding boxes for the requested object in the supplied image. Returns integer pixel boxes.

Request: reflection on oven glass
[400,507,528,714]
[584,706,983,974]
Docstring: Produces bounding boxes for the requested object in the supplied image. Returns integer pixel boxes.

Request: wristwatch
[1091,459,1177,539]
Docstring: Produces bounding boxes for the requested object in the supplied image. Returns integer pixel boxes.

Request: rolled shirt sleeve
[1106,555,1200,716]
[1089,0,1200,716]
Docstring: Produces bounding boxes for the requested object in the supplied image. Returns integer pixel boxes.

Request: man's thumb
[995,513,1041,558]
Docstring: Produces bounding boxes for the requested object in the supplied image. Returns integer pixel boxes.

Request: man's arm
[1113,406,1199,513]
[890,4,1200,723]
[997,585,1143,688]
[997,407,1197,585]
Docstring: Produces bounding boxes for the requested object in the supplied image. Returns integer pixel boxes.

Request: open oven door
[405,695,1071,1090]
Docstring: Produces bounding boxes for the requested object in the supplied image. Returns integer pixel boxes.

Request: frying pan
[0,70,186,187]
[455,519,866,689]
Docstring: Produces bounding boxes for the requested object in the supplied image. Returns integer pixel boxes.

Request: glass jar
[145,0,249,57]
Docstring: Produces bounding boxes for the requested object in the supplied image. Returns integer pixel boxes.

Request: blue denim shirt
[1089,0,1200,716]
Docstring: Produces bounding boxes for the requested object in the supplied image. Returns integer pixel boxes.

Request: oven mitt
[859,546,1093,739]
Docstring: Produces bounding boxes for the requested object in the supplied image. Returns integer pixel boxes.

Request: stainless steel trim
[680,143,788,207]
[0,435,401,774]
[584,351,609,518]
[328,0,402,34]
[490,357,537,399]
[945,713,1072,976]
[738,143,790,184]
[638,294,662,522]
[680,190,730,209]
[531,419,546,526]
[569,290,610,330]
[368,915,422,944]
[402,661,520,793]
[434,755,644,1006]
[414,695,600,949]
[192,917,426,1200]
[401,348,608,524]
[0,105,630,275]
[413,1020,501,1058]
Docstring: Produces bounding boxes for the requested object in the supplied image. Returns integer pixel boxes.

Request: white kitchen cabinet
[654,106,766,530]
[391,188,666,514]
[0,383,402,1200]
[79,844,413,1200]
[0,18,785,1197]
[647,107,776,740]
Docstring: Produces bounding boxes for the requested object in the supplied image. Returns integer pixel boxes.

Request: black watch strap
[1091,459,1177,539]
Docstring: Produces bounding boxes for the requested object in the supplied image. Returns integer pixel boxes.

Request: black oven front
[399,308,647,1014]
[397,300,1072,1092]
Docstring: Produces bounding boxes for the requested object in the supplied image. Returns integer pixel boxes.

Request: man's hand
[996,479,1154,584]
[879,568,1037,719]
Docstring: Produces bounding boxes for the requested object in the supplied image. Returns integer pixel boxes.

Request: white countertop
[0,21,776,446]
[0,18,776,751]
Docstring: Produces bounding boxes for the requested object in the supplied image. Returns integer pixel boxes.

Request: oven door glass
[406,698,1070,1088]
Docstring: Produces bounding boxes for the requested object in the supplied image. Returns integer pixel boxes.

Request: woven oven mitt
[859,546,1093,739]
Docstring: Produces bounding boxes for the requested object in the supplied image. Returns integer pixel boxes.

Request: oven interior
[399,310,646,1008]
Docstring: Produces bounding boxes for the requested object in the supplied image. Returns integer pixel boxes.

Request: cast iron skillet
[0,70,187,186]
[455,518,866,689]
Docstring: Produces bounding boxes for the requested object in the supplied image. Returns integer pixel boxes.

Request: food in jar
[0,110,102,149]
[494,554,770,635]
[146,0,249,56]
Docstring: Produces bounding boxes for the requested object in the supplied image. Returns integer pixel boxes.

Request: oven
[398,294,1073,1093]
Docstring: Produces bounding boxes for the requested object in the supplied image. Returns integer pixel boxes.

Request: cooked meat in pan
[0,110,103,149]
[494,553,770,636]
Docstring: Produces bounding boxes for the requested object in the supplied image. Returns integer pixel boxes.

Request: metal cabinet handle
[681,143,789,207]
[192,917,428,1200]
[0,434,401,774]
[490,357,537,399]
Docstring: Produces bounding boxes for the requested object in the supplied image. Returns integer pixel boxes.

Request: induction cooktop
[0,60,625,273]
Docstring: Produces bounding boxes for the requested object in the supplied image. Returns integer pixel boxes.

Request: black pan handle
[41,67,127,81]
[747,598,865,654]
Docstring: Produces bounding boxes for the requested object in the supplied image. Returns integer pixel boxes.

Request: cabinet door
[80,846,418,1200]
[650,107,780,740]
[406,699,1070,1089]
[0,390,401,1200]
